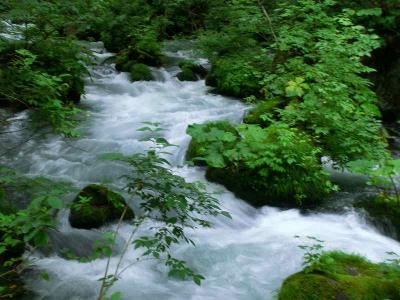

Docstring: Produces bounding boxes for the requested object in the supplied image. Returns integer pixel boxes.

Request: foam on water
[2,43,399,299]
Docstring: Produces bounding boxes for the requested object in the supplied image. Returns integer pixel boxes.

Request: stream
[2,42,400,300]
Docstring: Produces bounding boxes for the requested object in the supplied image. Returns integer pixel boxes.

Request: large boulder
[279,251,400,300]
[114,41,164,72]
[69,184,134,229]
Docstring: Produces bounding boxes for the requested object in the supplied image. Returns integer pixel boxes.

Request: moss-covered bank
[279,251,400,300]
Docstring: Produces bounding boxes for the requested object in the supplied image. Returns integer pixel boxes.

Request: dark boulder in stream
[177,60,207,81]
[129,63,154,81]
[354,194,400,241]
[44,229,125,260]
[69,184,134,229]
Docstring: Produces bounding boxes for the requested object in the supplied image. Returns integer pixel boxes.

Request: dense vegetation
[0,0,399,299]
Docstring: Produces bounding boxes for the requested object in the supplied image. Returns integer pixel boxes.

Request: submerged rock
[114,44,164,72]
[44,229,125,260]
[69,184,134,229]
[279,251,400,300]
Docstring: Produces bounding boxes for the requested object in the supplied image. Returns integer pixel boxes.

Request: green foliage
[0,47,82,135]
[97,124,230,298]
[261,0,388,165]
[188,0,392,206]
[243,99,280,126]
[205,54,266,98]
[187,121,335,205]
[186,120,239,167]
[296,236,325,274]
[0,169,65,298]
[0,1,90,136]
[198,0,274,98]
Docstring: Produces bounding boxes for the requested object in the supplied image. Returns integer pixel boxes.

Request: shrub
[187,121,335,206]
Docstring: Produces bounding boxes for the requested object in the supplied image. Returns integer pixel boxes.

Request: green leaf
[33,231,49,247]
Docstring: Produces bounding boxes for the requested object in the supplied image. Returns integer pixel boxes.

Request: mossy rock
[205,167,324,208]
[114,41,164,72]
[177,60,207,82]
[279,251,400,300]
[69,184,134,229]
[177,69,198,81]
[130,64,154,81]
[243,100,281,126]
[354,194,400,240]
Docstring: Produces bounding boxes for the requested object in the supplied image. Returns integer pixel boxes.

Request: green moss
[130,64,154,81]
[114,40,164,72]
[69,184,134,229]
[279,251,400,300]
[177,68,198,81]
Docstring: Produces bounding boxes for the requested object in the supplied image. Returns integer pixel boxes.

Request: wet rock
[176,60,207,81]
[354,194,400,240]
[129,63,154,81]
[177,68,198,81]
[114,43,164,72]
[69,184,134,229]
[44,229,125,260]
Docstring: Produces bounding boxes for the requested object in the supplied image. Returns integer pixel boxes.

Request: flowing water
[2,42,400,300]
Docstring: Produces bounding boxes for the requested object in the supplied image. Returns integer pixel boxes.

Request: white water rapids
[2,42,400,300]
